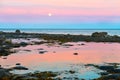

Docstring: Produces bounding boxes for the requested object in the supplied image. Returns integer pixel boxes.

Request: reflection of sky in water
[10,64,101,79]
[56,65,101,80]
[0,42,120,79]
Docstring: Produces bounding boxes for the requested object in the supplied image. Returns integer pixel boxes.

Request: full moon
[48,13,52,16]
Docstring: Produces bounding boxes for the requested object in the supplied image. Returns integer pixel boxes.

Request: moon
[48,13,52,17]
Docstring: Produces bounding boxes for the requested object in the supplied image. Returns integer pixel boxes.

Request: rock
[81,43,85,45]
[63,44,74,46]
[21,76,38,80]
[91,32,108,37]
[98,66,114,71]
[12,66,28,70]
[37,48,44,50]
[73,53,78,55]
[113,69,120,73]
[23,50,31,52]
[13,44,21,48]
[107,63,120,68]
[39,51,47,54]
[107,63,120,66]
[78,43,85,46]
[69,70,75,74]
[2,56,7,59]
[33,71,57,78]
[34,42,44,45]
[23,76,38,80]
[0,47,10,56]
[20,42,28,47]
[16,63,21,66]
[13,75,38,80]
[103,74,120,80]
[85,64,96,67]
[53,51,56,53]
[15,29,21,34]
[0,69,10,78]
[100,72,109,75]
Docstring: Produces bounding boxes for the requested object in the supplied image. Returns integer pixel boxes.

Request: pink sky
[0,0,120,23]
[1,0,120,16]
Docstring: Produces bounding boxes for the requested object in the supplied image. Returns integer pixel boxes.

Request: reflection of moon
[48,13,52,16]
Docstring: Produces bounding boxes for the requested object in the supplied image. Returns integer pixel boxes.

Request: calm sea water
[0,29,120,35]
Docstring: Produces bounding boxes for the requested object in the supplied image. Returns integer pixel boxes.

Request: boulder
[91,32,108,37]
[20,42,28,47]
[16,63,21,66]
[81,43,85,45]
[15,29,21,34]
[113,69,120,73]
[98,66,114,71]
[12,66,28,70]
[73,53,78,55]
[13,75,38,80]
[62,44,74,46]
[39,51,47,54]
[104,74,120,80]
[0,69,10,78]
[100,72,109,75]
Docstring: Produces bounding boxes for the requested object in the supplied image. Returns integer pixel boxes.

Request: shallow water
[0,42,120,79]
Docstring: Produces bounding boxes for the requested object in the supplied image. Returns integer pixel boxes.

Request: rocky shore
[0,68,58,80]
[0,30,120,56]
[0,30,120,43]
[0,63,120,80]
[0,30,120,80]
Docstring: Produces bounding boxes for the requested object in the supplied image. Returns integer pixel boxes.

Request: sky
[0,0,120,29]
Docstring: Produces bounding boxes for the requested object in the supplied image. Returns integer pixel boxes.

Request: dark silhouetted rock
[12,74,39,80]
[15,29,21,34]
[2,56,7,59]
[113,69,120,73]
[100,72,109,75]
[20,42,28,47]
[12,66,28,70]
[91,32,108,37]
[73,53,78,55]
[0,69,10,78]
[101,74,120,80]
[81,43,85,45]
[16,63,21,66]
[98,66,114,71]
[63,44,74,46]
[39,51,47,54]
[69,70,75,74]
[23,50,31,52]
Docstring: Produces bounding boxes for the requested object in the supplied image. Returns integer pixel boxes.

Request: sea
[0,29,120,36]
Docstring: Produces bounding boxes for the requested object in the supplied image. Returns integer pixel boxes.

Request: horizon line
[0,28,120,30]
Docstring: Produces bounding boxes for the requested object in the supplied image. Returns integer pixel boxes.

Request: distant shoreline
[0,29,120,36]
[0,31,120,43]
